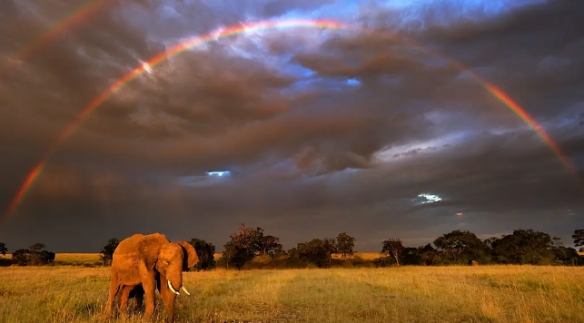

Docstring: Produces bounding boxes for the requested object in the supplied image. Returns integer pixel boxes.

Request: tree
[483,237,498,249]
[189,238,216,271]
[323,238,338,255]
[12,243,54,266]
[433,230,489,264]
[491,229,556,265]
[573,229,584,247]
[29,243,46,253]
[221,242,249,270]
[100,238,119,266]
[335,232,355,260]
[12,249,31,266]
[259,235,283,257]
[552,246,580,266]
[381,238,404,266]
[229,223,265,254]
[0,242,6,255]
[221,224,266,269]
[296,239,335,268]
[417,244,440,265]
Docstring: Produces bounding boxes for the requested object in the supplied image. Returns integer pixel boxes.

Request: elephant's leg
[132,285,144,312]
[142,275,157,321]
[159,274,178,323]
[135,292,144,312]
[118,285,133,315]
[104,271,121,317]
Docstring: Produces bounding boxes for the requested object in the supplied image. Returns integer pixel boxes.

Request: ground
[1,264,584,323]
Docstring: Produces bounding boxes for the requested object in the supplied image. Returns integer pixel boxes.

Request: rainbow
[5,19,581,219]
[6,0,116,65]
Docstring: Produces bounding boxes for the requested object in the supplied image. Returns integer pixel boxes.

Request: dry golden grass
[213,252,384,261]
[1,265,584,323]
[333,252,385,260]
[54,253,102,264]
[1,253,100,263]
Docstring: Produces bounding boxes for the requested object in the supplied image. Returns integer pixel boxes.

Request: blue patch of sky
[176,170,232,187]
[275,0,360,21]
[345,78,361,86]
[206,171,231,177]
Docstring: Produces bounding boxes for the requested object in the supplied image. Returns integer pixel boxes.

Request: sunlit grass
[1,265,584,322]
[1,253,101,264]
[55,253,102,264]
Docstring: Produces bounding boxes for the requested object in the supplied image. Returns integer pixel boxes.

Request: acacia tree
[0,242,6,255]
[100,238,119,266]
[573,229,584,247]
[382,238,404,266]
[335,232,356,260]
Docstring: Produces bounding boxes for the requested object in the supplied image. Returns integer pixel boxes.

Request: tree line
[0,242,55,266]
[2,227,584,268]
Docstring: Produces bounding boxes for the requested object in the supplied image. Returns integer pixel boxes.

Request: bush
[12,247,55,266]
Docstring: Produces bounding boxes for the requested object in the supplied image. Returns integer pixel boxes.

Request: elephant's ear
[138,233,170,269]
[178,241,199,270]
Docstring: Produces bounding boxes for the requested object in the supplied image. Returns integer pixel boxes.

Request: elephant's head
[138,233,199,296]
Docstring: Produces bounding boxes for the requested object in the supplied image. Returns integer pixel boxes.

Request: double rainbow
[4,17,581,219]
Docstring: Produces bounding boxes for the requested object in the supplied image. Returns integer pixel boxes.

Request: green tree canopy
[189,238,216,271]
[221,223,279,269]
[296,238,336,268]
[572,229,584,247]
[381,238,404,266]
[491,229,557,265]
[335,232,355,259]
[100,238,119,266]
[433,230,489,264]
[12,243,54,266]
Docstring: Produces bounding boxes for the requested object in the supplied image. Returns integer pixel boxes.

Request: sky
[1,0,583,252]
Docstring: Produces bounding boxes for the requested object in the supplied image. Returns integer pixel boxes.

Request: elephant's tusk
[167,280,180,295]
[181,286,191,296]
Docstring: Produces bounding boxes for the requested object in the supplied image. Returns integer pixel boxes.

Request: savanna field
[1,254,584,323]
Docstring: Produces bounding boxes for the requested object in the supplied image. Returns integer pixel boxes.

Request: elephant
[104,233,199,323]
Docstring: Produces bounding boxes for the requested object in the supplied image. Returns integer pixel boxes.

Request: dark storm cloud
[0,0,583,252]
[414,0,584,118]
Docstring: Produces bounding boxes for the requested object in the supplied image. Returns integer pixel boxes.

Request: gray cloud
[0,0,583,252]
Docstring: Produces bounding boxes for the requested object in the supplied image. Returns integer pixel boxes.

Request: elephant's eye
[165,261,170,265]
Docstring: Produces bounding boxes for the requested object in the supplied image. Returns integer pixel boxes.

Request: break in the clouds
[0,0,583,252]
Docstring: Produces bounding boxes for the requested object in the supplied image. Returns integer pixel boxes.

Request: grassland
[0,253,102,268]
[1,265,584,323]
[1,252,384,266]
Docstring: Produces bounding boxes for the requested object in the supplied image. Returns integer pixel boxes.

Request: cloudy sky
[1,0,583,252]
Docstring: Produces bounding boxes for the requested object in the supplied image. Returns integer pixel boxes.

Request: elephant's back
[113,233,145,256]
[113,233,170,257]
